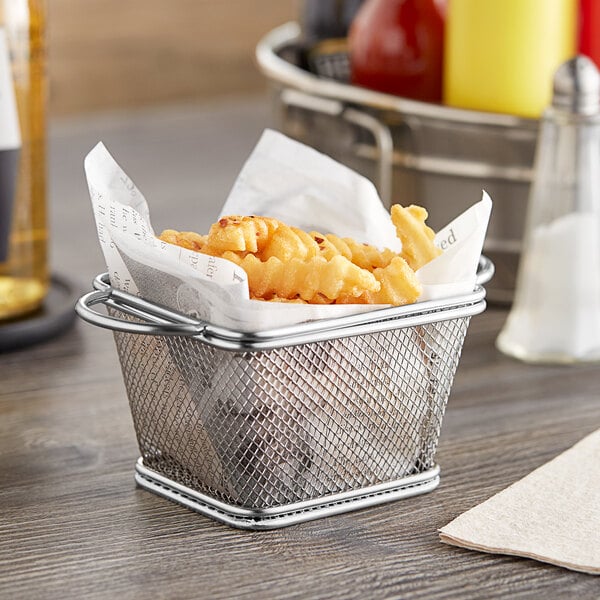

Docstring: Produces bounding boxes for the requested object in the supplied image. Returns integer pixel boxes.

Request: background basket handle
[476,255,495,286]
[76,289,206,336]
[280,88,393,204]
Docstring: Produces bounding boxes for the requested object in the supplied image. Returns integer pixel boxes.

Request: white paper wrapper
[84,129,491,332]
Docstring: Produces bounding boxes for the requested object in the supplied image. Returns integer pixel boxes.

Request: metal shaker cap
[552,55,600,115]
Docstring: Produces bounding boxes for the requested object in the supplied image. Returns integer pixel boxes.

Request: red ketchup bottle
[579,0,600,70]
[349,0,445,103]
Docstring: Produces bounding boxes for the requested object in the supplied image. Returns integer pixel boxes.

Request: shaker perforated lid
[552,55,600,115]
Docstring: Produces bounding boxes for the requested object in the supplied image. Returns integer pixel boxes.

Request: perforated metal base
[134,458,440,530]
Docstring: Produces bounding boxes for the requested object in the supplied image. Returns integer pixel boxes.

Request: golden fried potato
[246,220,398,270]
[222,252,380,303]
[251,295,307,304]
[260,225,321,261]
[159,203,441,307]
[198,215,400,269]
[315,233,397,270]
[202,215,281,255]
[336,257,421,306]
[260,225,397,269]
[391,204,441,271]
[159,229,207,252]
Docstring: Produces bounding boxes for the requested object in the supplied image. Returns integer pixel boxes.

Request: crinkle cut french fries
[159,206,441,306]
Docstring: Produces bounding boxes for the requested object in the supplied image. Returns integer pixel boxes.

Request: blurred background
[48,0,295,115]
[2,0,599,358]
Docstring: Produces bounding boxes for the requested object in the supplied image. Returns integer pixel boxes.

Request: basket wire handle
[476,255,495,286]
[77,257,491,341]
[280,88,393,204]
[76,289,206,336]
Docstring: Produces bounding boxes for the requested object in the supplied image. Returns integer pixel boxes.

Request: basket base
[134,458,441,530]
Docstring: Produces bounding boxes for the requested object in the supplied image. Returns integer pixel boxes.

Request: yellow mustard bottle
[444,0,577,118]
[0,0,47,320]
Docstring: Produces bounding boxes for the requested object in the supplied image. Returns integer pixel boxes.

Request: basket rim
[76,262,488,351]
[255,22,539,130]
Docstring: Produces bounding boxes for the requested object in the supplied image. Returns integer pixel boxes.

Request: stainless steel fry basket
[76,258,492,530]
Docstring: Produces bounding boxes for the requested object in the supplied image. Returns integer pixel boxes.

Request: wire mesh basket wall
[77,265,489,529]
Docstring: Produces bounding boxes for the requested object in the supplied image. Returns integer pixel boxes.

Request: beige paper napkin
[439,428,600,575]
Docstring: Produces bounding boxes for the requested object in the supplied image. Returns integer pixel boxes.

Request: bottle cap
[552,55,600,115]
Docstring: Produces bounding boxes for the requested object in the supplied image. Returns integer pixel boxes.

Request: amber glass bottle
[0,0,47,320]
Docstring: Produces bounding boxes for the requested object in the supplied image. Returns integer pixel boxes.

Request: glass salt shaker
[497,55,600,363]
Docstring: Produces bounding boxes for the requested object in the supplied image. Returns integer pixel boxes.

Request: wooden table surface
[1,98,599,599]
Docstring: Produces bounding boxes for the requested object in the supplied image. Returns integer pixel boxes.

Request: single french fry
[202,215,281,255]
[337,257,421,306]
[159,230,207,252]
[251,295,307,304]
[391,204,441,271]
[319,234,397,270]
[260,225,321,261]
[222,252,380,303]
